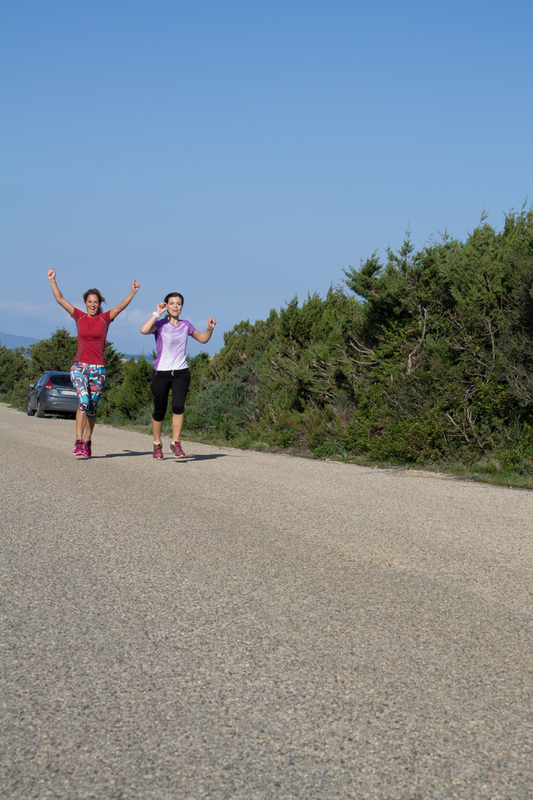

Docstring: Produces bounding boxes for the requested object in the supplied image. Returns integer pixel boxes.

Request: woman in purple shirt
[140,292,216,459]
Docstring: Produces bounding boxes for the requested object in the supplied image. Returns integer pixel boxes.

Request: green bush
[185,361,259,440]
[105,356,153,419]
[0,346,28,395]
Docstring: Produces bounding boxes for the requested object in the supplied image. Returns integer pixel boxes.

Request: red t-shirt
[72,308,112,365]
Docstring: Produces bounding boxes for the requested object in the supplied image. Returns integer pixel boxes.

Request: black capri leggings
[150,368,191,421]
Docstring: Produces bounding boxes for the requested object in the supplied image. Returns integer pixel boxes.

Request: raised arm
[140,302,167,335]
[191,317,217,344]
[109,280,140,321]
[47,269,75,316]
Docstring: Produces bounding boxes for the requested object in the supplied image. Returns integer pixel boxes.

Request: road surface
[1,404,533,799]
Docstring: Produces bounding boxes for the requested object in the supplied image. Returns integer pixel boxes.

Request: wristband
[152,311,159,317]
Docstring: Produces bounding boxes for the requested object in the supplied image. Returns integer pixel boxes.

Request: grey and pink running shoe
[73,439,85,456]
[170,441,185,458]
[153,442,163,459]
[82,440,92,459]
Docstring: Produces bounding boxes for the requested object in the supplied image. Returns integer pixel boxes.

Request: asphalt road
[2,403,533,799]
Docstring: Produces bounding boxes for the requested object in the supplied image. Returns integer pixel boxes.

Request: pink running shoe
[153,442,163,459]
[169,441,185,458]
[82,440,92,459]
[73,439,85,456]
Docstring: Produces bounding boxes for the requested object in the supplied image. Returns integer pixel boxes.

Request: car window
[50,375,72,387]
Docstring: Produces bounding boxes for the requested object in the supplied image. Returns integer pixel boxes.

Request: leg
[76,409,89,440]
[71,363,91,451]
[169,369,191,457]
[75,410,97,441]
[85,365,106,440]
[169,370,191,439]
[85,414,97,441]
[152,417,164,443]
[172,413,184,443]
[150,371,172,458]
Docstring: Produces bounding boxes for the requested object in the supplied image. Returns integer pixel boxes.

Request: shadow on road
[174,453,230,462]
[101,450,153,458]
[87,451,231,461]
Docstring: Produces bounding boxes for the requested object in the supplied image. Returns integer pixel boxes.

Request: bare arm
[191,317,217,344]
[140,302,167,334]
[47,269,75,316]
[109,280,140,321]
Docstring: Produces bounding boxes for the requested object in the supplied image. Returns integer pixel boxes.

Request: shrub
[0,346,28,394]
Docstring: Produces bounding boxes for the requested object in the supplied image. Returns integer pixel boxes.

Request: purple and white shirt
[153,318,196,371]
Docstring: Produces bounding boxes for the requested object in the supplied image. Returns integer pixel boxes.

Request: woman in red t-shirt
[47,269,140,458]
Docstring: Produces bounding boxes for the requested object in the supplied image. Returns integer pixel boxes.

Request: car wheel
[27,401,36,416]
[36,401,46,418]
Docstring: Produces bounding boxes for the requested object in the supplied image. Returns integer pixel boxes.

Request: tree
[28,328,78,377]
[0,346,28,393]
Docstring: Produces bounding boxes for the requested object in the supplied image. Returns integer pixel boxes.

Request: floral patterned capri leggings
[70,362,107,417]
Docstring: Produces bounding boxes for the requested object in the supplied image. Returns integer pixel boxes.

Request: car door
[30,375,44,410]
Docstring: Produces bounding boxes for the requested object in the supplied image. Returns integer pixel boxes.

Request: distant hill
[0,331,39,350]
[0,332,154,361]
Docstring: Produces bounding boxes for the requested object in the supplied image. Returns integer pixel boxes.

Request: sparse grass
[104,419,533,488]
[437,461,533,490]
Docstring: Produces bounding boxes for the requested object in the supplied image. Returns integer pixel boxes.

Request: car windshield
[50,375,73,387]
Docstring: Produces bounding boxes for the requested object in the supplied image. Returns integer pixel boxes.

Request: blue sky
[1,0,531,356]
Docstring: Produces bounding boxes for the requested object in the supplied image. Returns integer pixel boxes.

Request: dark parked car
[27,371,78,417]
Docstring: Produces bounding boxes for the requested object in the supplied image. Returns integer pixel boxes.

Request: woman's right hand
[156,302,167,315]
[47,269,56,282]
